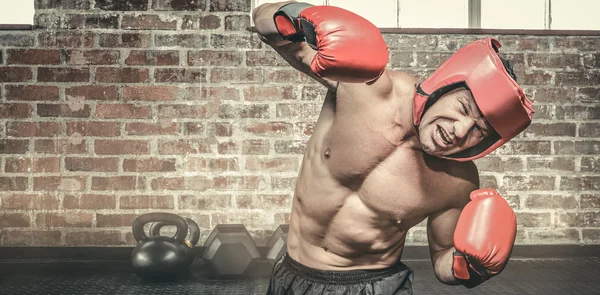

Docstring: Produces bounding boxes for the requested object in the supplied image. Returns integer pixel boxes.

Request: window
[0,0,35,27]
[253,0,600,30]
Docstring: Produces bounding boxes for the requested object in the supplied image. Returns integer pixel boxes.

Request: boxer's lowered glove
[452,188,517,288]
[273,2,388,83]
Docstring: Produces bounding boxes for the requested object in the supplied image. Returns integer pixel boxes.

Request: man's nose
[453,117,476,139]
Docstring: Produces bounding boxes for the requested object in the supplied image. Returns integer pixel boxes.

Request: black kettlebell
[149,218,200,268]
[131,212,189,281]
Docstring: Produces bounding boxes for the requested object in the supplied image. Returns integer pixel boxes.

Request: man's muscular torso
[286,70,479,270]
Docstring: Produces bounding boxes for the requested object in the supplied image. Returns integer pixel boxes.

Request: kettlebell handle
[132,212,188,244]
[150,218,201,247]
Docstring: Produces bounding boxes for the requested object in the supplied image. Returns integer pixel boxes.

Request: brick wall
[0,0,598,247]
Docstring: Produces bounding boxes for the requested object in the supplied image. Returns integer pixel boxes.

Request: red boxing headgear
[413,38,534,161]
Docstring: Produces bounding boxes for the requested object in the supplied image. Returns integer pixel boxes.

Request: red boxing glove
[452,188,517,288]
[273,2,388,83]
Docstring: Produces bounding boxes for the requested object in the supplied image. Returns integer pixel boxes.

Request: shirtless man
[252,2,535,294]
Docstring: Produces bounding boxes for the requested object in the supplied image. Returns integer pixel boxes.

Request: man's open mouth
[437,125,453,145]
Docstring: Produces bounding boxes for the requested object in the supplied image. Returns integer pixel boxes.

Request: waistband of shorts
[281,253,410,284]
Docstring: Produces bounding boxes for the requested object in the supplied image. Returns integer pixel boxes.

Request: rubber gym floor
[1,257,599,294]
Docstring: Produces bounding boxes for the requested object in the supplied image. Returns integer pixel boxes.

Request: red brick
[37,104,91,118]
[243,122,293,136]
[6,49,61,65]
[524,194,578,209]
[211,212,271,229]
[94,140,149,155]
[38,31,94,47]
[183,87,240,101]
[33,176,86,191]
[0,67,32,82]
[123,158,177,172]
[206,122,232,137]
[5,157,60,173]
[154,0,205,11]
[210,68,263,83]
[210,33,262,50]
[119,195,174,209]
[503,175,555,191]
[560,176,600,190]
[184,176,212,191]
[218,141,238,154]
[581,157,600,173]
[274,140,306,154]
[158,139,211,155]
[38,67,90,82]
[125,122,179,136]
[63,194,116,209]
[296,122,314,136]
[6,85,59,101]
[37,0,90,9]
[65,157,119,172]
[0,104,32,118]
[151,177,185,190]
[237,194,291,210]
[6,121,61,137]
[188,50,242,66]
[1,230,62,246]
[212,176,261,190]
[96,214,137,227]
[557,71,600,87]
[181,15,221,30]
[122,15,178,30]
[0,213,30,227]
[246,157,299,172]
[157,104,217,119]
[66,121,120,137]
[99,33,151,48]
[91,176,145,190]
[473,156,524,172]
[85,14,119,29]
[36,212,93,227]
[243,139,269,155]
[65,50,120,65]
[184,122,205,135]
[66,85,119,101]
[220,104,270,119]
[554,38,600,51]
[0,177,28,191]
[266,69,308,83]
[245,50,288,67]
[96,104,151,119]
[155,68,208,83]
[0,194,60,210]
[125,50,179,65]
[65,231,124,246]
[209,0,250,12]
[0,139,29,154]
[96,67,149,83]
[179,194,232,210]
[183,157,239,172]
[34,139,87,154]
[123,86,179,101]
[276,103,321,119]
[243,86,294,101]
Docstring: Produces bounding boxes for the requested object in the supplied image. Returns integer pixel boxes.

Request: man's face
[418,88,493,157]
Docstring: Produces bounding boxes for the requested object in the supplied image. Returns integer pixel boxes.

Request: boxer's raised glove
[452,188,517,288]
[273,2,388,83]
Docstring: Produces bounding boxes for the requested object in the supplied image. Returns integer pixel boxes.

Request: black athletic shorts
[266,253,414,295]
